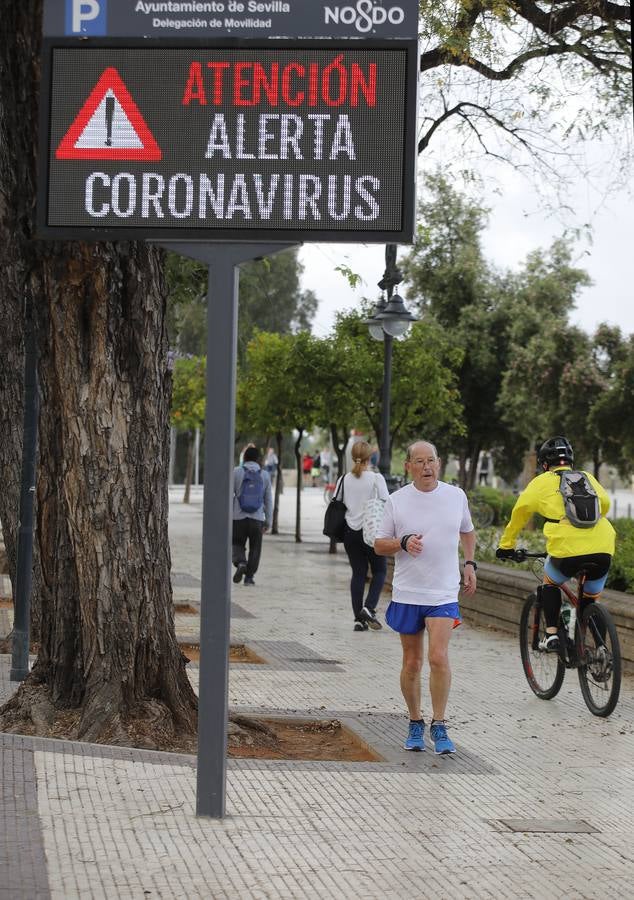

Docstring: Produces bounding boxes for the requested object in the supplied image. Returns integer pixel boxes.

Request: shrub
[606,519,634,593]
[469,487,518,526]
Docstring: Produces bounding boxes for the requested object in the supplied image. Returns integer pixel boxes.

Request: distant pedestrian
[311,450,321,486]
[302,452,313,487]
[335,440,389,631]
[478,453,490,486]
[232,446,272,586]
[374,440,476,755]
[320,447,332,481]
[264,446,278,483]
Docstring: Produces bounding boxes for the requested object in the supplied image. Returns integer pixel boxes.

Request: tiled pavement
[1,485,634,899]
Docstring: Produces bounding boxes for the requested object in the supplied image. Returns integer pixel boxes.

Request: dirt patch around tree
[228,714,382,762]
[1,637,381,761]
[180,642,265,665]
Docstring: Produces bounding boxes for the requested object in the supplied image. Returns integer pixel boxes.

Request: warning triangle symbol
[56,67,162,161]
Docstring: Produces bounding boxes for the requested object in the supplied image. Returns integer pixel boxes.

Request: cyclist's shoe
[538,634,560,652]
[404,720,425,751]
[353,619,369,632]
[359,606,383,630]
[429,721,456,755]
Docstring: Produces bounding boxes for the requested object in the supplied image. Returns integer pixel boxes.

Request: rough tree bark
[0,0,198,749]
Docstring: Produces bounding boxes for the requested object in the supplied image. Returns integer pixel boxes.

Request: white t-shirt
[376,481,474,606]
[335,470,390,531]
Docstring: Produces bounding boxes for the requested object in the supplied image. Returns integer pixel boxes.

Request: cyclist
[496,436,615,651]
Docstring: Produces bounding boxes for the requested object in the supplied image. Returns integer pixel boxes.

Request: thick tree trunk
[0,0,197,749]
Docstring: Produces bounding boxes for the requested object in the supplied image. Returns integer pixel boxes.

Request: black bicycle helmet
[537,436,574,468]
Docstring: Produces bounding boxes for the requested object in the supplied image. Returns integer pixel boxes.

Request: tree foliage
[402,173,614,485]
[171,356,206,434]
[171,356,206,503]
[166,249,318,361]
[318,309,465,461]
[237,331,323,540]
[402,174,513,485]
[417,1,632,165]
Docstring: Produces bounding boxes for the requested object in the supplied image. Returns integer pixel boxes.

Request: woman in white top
[336,441,390,631]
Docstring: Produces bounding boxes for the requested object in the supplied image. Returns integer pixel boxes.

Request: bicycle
[323,481,337,504]
[506,549,622,717]
[468,492,495,529]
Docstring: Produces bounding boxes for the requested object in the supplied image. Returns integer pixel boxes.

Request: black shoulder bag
[323,476,347,542]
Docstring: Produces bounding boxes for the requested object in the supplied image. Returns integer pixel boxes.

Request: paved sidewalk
[1,485,634,899]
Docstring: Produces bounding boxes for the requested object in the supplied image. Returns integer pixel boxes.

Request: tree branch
[419,1,631,79]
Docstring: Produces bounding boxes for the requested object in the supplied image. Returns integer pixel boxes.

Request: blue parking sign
[65,0,107,35]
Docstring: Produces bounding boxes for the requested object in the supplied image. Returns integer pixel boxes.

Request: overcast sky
[301,161,633,341]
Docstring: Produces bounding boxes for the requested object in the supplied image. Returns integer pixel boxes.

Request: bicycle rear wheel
[577,602,621,717]
[519,593,565,700]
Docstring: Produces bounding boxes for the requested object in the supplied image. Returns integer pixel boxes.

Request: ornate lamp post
[365,245,418,491]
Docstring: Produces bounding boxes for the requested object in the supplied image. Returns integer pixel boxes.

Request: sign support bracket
[157,240,298,819]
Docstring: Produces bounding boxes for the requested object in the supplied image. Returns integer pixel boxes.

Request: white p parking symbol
[71,0,103,34]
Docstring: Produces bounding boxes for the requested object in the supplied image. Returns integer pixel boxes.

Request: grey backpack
[558,470,600,528]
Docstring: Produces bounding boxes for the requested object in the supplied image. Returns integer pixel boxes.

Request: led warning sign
[39,43,418,241]
[56,67,162,160]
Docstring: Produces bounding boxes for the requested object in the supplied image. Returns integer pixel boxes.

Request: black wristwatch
[464,560,478,571]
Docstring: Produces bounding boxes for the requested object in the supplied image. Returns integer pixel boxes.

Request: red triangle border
[56,67,162,161]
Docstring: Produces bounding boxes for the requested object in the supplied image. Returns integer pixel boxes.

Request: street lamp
[365,245,418,490]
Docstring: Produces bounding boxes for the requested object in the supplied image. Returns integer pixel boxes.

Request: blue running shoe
[429,721,456,755]
[404,720,425,751]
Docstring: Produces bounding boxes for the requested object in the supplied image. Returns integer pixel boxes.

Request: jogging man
[374,441,477,755]
[496,436,615,650]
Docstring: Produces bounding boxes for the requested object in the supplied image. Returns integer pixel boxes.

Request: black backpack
[558,470,600,529]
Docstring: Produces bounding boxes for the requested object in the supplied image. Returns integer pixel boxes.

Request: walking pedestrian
[264,446,278,484]
[374,440,477,754]
[336,440,389,631]
[232,445,272,586]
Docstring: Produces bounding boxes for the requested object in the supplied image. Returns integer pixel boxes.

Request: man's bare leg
[425,617,454,721]
[399,631,424,719]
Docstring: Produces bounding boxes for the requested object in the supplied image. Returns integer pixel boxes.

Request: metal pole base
[10,631,30,681]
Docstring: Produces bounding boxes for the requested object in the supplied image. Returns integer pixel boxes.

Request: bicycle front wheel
[577,602,621,717]
[519,593,565,700]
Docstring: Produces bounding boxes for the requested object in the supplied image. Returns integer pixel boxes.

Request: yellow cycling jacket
[499,466,615,558]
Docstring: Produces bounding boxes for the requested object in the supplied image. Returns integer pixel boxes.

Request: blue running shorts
[385,601,461,635]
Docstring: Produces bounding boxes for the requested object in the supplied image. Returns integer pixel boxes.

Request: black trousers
[342,524,387,619]
[232,518,264,577]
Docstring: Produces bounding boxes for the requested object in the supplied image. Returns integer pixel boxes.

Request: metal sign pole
[159,241,296,818]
